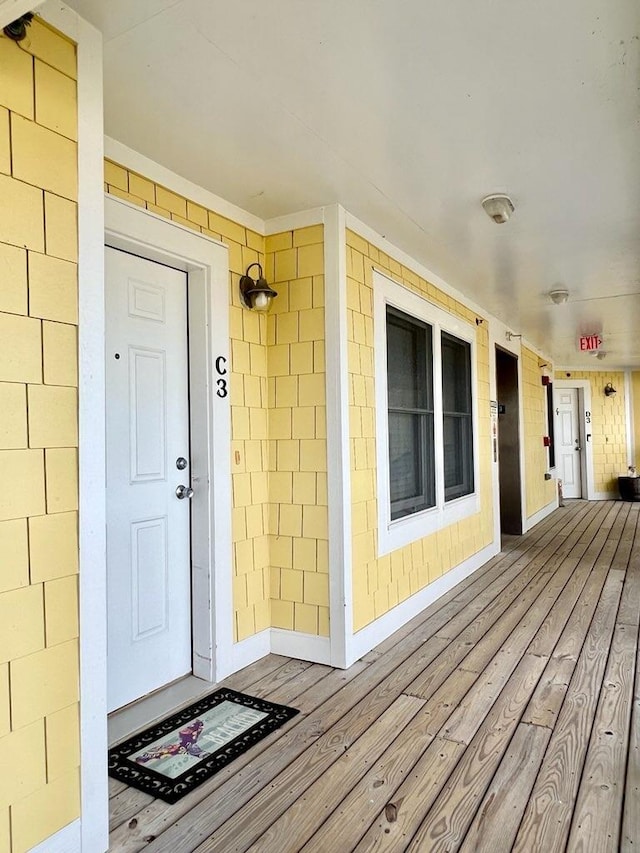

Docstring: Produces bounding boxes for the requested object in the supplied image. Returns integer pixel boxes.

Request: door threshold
[108,674,214,746]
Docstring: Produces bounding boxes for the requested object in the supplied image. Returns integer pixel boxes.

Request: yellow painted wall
[0,21,80,853]
[265,229,329,637]
[345,230,493,632]
[632,371,640,470]
[555,369,628,493]
[522,346,556,518]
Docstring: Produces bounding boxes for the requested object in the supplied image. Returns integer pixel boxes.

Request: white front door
[106,247,192,712]
[556,387,582,499]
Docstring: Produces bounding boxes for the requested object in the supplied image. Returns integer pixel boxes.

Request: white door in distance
[556,388,582,499]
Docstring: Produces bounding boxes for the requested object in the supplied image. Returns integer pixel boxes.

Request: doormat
[108,688,299,803]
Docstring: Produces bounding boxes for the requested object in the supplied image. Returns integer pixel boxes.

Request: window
[386,308,435,519]
[376,271,479,555]
[442,333,474,500]
[545,381,555,469]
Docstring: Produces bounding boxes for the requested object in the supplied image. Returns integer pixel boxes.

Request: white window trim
[374,270,480,556]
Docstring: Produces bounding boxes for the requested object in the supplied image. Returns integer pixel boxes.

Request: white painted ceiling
[68,0,640,368]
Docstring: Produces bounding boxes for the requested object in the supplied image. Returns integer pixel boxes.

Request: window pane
[442,333,471,414]
[442,332,474,501]
[385,306,437,520]
[389,412,435,519]
[387,309,432,410]
[546,382,555,468]
[443,415,473,499]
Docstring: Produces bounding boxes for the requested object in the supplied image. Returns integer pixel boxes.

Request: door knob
[175,484,194,500]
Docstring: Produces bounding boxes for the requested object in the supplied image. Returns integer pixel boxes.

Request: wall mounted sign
[579,334,602,351]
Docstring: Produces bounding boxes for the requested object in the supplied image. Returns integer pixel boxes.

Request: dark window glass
[546,382,555,468]
[386,307,435,519]
[441,332,474,501]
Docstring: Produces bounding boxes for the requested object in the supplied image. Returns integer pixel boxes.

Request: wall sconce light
[239,263,277,311]
[3,13,33,41]
[540,364,550,385]
[604,383,617,397]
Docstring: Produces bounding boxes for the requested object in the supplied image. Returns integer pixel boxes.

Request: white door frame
[553,379,595,500]
[105,195,233,685]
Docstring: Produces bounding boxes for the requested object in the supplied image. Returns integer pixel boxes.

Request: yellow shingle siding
[0,20,80,853]
[555,369,628,493]
[522,346,556,518]
[266,228,328,637]
[346,230,493,632]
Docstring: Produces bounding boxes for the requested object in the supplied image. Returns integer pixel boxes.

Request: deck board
[108,500,640,853]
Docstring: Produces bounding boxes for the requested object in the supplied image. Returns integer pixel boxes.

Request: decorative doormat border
[108,688,299,803]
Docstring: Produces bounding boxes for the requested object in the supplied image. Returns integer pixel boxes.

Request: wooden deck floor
[109,500,640,852]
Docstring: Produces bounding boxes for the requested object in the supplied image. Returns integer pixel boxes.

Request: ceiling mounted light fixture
[481,194,515,224]
[239,263,277,311]
[549,288,569,305]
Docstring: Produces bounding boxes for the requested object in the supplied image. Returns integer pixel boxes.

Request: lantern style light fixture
[239,263,277,311]
[3,13,33,41]
[604,382,617,397]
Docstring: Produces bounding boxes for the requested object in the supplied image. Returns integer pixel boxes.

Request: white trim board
[516,349,528,535]
[105,194,233,686]
[104,137,264,235]
[264,207,325,235]
[230,629,271,674]
[324,204,353,669]
[37,3,110,852]
[624,370,634,467]
[524,497,559,533]
[349,542,499,665]
[593,491,620,501]
[270,630,332,665]
[28,820,81,853]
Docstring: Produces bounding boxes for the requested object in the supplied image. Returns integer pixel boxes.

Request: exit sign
[579,334,602,351]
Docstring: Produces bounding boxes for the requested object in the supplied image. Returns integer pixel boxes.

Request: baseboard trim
[270,629,332,664]
[348,541,500,665]
[28,820,81,853]
[524,497,559,532]
[592,490,619,501]
[229,629,271,675]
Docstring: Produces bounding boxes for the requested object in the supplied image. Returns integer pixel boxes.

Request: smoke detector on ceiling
[481,194,515,224]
